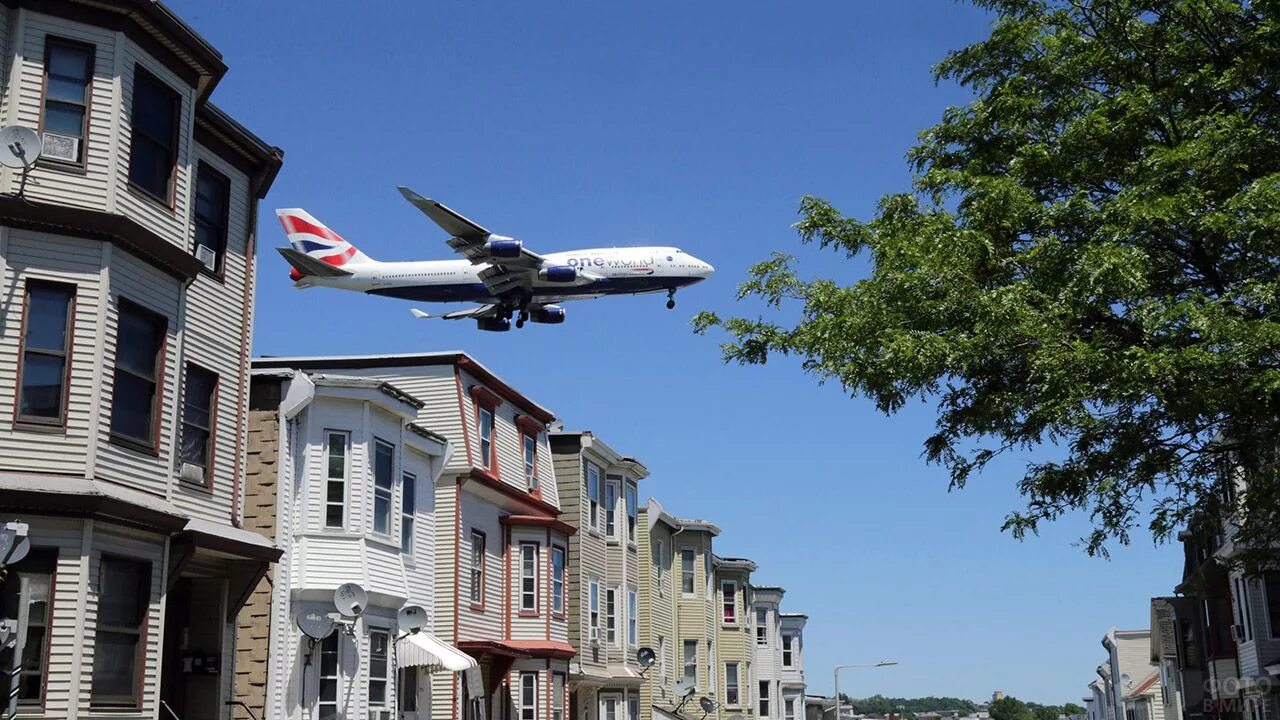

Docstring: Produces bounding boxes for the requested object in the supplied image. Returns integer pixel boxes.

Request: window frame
[1264,571,1280,639]
[401,471,416,555]
[520,672,538,720]
[126,65,181,207]
[522,430,539,494]
[178,362,218,487]
[470,529,487,611]
[317,632,340,720]
[722,580,738,625]
[39,36,95,168]
[323,430,350,529]
[108,298,167,454]
[192,161,232,278]
[520,542,540,616]
[655,538,666,595]
[551,544,566,619]
[756,607,769,645]
[372,438,395,537]
[759,681,770,717]
[1,548,56,709]
[606,585,618,646]
[586,461,601,531]
[368,627,392,715]
[90,554,150,709]
[681,549,696,596]
[477,406,495,471]
[625,480,638,545]
[552,672,566,720]
[604,475,620,540]
[725,661,740,706]
[682,639,697,687]
[627,586,638,648]
[589,578,600,642]
[14,279,75,428]
[782,633,794,666]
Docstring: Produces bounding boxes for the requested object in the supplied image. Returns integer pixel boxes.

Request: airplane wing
[410,305,501,320]
[397,186,547,278]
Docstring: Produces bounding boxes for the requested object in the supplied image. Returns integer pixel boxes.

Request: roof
[675,517,721,535]
[308,374,425,410]
[1124,671,1161,700]
[550,431,649,478]
[713,555,758,572]
[253,352,555,423]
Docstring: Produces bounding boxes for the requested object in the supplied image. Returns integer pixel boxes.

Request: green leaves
[699,0,1280,556]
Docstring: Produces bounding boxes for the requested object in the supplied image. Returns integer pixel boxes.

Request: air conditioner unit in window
[1231,624,1247,643]
[195,244,218,271]
[179,461,206,485]
[589,626,600,645]
[41,132,78,162]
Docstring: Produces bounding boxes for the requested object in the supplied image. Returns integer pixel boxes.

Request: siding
[458,488,504,641]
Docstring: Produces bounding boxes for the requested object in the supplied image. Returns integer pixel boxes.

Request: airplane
[274,187,716,332]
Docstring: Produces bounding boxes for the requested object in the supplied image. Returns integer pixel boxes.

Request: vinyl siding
[458,488,504,641]
[0,231,103,476]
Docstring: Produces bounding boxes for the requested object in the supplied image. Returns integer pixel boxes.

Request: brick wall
[234,409,281,720]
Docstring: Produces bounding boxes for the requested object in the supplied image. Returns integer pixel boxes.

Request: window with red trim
[0,548,56,709]
[551,545,566,617]
[179,363,218,485]
[520,542,539,615]
[91,555,150,708]
[477,406,495,471]
[109,299,166,452]
[469,530,486,610]
[15,280,74,426]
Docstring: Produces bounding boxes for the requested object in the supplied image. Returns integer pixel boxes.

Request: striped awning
[397,632,477,672]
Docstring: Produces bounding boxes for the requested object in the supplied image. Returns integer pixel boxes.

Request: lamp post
[833,662,899,720]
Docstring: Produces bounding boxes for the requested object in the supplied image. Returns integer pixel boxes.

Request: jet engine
[476,317,511,332]
[537,266,577,283]
[530,306,566,324]
[484,235,522,258]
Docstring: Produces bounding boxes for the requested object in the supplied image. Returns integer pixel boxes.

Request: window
[782,634,794,666]
[369,629,391,717]
[605,477,619,538]
[401,472,416,554]
[520,672,538,720]
[587,462,601,530]
[1265,572,1280,638]
[373,440,394,535]
[553,673,566,720]
[470,531,486,608]
[628,588,638,647]
[0,549,55,708]
[626,481,638,543]
[127,67,179,202]
[551,545,566,616]
[399,665,419,713]
[193,164,230,273]
[725,662,740,705]
[318,633,339,720]
[91,556,150,707]
[109,300,166,448]
[655,539,666,592]
[681,549,696,595]
[1234,576,1255,642]
[759,681,770,717]
[606,586,617,645]
[629,694,639,720]
[658,636,668,681]
[756,608,768,644]
[523,432,538,492]
[41,38,93,164]
[786,698,797,720]
[179,364,217,482]
[521,543,539,614]
[682,640,697,686]
[477,407,494,469]
[722,581,738,624]
[602,695,621,720]
[16,281,74,425]
[324,431,349,528]
[589,579,600,641]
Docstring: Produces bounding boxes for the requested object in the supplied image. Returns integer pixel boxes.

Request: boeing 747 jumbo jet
[275,187,715,331]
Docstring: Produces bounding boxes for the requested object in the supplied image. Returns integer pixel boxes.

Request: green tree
[694,0,1280,557]
[1032,705,1062,720]
[990,698,1036,720]
[1063,704,1085,716]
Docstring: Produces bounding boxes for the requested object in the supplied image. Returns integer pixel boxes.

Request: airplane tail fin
[275,209,373,280]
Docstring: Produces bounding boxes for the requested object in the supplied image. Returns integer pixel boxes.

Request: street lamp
[833,662,899,720]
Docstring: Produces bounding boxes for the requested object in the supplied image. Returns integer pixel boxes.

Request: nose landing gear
[666,289,676,310]
[516,310,529,329]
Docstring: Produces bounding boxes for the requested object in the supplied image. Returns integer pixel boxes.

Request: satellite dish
[334,583,368,617]
[0,126,41,169]
[297,609,336,640]
[1,533,29,566]
[673,680,696,699]
[1120,673,1131,687]
[636,647,656,669]
[398,604,430,634]
[699,697,716,713]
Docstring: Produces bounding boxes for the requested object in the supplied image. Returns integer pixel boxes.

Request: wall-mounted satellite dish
[398,604,430,634]
[297,609,336,640]
[699,697,716,714]
[334,583,368,617]
[0,126,41,169]
[636,647,656,669]
[673,680,696,699]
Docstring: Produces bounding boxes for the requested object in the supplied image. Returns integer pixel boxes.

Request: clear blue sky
[173,0,1182,704]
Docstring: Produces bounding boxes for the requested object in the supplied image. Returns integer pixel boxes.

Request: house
[1150,597,1194,720]
[253,353,574,720]
[779,613,808,720]
[715,557,757,720]
[638,499,721,720]
[1174,515,1243,720]
[752,585,784,720]
[235,368,473,720]
[549,431,647,720]
[1100,629,1164,720]
[0,1,282,718]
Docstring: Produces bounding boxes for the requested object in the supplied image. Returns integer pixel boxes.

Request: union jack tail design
[276,209,373,280]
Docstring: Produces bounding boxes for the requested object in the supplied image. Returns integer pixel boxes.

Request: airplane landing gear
[516,309,529,329]
[666,289,676,310]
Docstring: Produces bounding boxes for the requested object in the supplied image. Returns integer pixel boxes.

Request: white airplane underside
[275,187,714,331]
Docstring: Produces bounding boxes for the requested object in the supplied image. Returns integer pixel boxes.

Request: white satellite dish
[673,680,696,699]
[0,126,41,169]
[297,609,336,640]
[398,604,430,634]
[334,583,368,617]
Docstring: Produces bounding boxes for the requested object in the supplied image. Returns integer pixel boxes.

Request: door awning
[397,632,478,672]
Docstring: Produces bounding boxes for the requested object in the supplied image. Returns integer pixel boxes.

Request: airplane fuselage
[297,246,713,304]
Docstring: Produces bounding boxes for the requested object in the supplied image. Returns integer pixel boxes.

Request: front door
[161,578,226,720]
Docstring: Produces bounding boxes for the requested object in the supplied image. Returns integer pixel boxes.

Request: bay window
[16,281,74,425]
[521,543,539,614]
[109,300,166,449]
[373,439,394,535]
[91,556,150,707]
